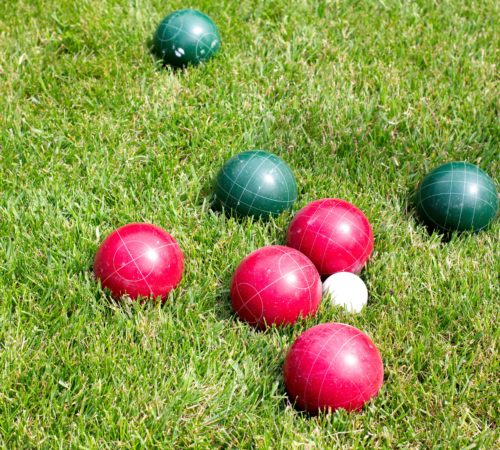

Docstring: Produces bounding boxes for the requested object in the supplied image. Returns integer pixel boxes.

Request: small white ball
[323,272,368,313]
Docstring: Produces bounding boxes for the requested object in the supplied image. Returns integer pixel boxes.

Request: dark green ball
[415,161,498,232]
[215,150,298,218]
[153,10,221,68]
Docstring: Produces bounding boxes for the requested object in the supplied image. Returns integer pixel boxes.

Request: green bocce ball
[415,161,498,232]
[153,9,221,68]
[215,150,298,218]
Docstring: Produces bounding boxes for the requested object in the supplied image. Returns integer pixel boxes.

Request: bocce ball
[153,9,221,67]
[286,198,374,276]
[283,323,384,413]
[323,272,368,313]
[415,161,498,232]
[94,223,184,301]
[230,245,322,328]
[215,150,298,218]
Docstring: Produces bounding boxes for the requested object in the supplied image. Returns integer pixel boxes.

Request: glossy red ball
[230,245,322,329]
[284,323,384,413]
[94,223,184,301]
[286,198,374,276]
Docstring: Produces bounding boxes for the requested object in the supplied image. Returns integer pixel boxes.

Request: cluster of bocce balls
[93,10,499,415]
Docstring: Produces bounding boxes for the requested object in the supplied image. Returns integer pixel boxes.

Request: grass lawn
[0,0,498,447]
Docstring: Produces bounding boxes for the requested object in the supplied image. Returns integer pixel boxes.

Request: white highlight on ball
[192,26,203,36]
[174,47,185,57]
[323,272,368,313]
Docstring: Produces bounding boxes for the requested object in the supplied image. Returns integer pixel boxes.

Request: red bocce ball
[94,223,184,301]
[230,245,322,328]
[286,198,374,276]
[283,323,384,413]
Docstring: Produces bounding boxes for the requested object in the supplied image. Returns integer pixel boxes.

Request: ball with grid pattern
[215,150,298,218]
[283,323,384,413]
[230,246,322,329]
[286,199,374,276]
[153,9,221,68]
[94,223,184,301]
[415,161,498,232]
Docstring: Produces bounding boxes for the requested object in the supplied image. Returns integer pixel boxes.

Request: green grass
[0,0,499,447]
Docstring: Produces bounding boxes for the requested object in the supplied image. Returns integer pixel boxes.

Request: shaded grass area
[0,0,498,447]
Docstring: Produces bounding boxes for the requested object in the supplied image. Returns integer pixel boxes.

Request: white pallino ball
[323,272,368,313]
